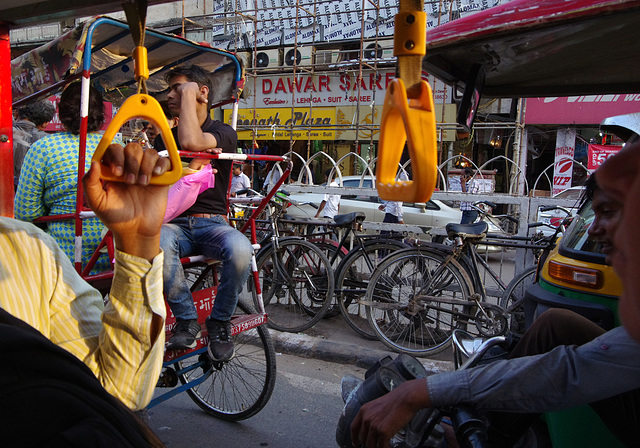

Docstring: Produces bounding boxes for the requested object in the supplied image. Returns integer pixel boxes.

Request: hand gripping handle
[91,93,183,185]
[376,78,438,203]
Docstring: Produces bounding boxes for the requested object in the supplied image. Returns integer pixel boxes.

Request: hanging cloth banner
[552,128,576,196]
[588,144,621,170]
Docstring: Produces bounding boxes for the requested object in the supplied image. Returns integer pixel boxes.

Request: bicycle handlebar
[452,405,489,448]
[473,200,497,209]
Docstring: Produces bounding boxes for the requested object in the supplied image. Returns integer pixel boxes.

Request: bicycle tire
[255,238,335,332]
[500,266,537,336]
[335,239,409,340]
[176,300,277,421]
[365,248,473,355]
[306,236,348,317]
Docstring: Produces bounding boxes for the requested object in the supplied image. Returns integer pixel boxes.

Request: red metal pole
[0,22,14,218]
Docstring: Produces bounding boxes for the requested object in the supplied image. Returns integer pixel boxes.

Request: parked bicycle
[229,187,336,333]
[362,206,572,356]
[280,210,411,338]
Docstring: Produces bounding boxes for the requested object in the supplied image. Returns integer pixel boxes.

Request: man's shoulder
[0,217,56,251]
[204,119,235,133]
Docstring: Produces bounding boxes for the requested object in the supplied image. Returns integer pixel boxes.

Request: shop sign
[225,107,336,140]
[588,144,621,170]
[241,70,451,109]
[525,95,640,125]
[552,128,576,196]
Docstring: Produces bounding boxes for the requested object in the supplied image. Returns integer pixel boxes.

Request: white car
[283,176,487,237]
[536,186,584,235]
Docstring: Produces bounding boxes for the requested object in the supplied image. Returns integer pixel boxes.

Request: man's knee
[159,224,179,251]
[512,309,605,358]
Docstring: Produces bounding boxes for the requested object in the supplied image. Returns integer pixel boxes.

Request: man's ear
[200,85,210,102]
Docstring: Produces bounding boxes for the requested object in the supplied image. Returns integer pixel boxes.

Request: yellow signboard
[224,104,456,141]
[224,107,336,140]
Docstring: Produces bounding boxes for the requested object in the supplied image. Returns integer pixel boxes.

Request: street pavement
[267,311,454,375]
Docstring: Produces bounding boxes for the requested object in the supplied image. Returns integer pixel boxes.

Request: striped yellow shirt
[0,217,166,410]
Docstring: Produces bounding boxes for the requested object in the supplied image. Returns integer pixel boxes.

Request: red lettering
[352,76,367,91]
[303,77,317,92]
[287,78,302,93]
[274,78,286,94]
[369,73,383,90]
[339,74,350,91]
[319,75,330,92]
[262,78,272,94]
[385,72,395,88]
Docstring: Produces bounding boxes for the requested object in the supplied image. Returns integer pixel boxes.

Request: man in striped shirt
[0,142,169,411]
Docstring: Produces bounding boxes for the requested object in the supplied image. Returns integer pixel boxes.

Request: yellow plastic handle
[376,78,438,203]
[92,93,182,185]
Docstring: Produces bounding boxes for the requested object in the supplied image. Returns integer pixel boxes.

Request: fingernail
[126,173,136,184]
[153,166,163,175]
[114,166,123,176]
[139,174,149,185]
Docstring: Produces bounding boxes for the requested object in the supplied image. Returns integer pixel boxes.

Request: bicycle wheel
[500,266,537,336]
[366,248,473,355]
[256,238,335,332]
[336,239,409,340]
[306,235,347,317]
[176,301,277,421]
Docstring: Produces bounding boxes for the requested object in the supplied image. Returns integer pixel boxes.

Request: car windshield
[560,199,606,258]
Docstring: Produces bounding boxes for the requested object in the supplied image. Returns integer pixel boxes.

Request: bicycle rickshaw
[10,15,285,421]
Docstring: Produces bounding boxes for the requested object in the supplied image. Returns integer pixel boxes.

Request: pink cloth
[163,164,215,222]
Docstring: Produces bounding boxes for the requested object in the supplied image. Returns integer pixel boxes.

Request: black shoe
[167,319,201,349]
[206,318,235,361]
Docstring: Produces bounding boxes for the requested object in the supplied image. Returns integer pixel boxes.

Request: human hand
[350,379,430,448]
[83,142,171,261]
[177,81,208,105]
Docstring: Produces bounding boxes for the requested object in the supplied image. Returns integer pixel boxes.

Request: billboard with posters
[552,128,576,196]
[588,144,622,171]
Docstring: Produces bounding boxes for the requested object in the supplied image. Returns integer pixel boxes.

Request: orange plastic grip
[133,46,149,81]
[92,93,182,185]
[376,78,437,203]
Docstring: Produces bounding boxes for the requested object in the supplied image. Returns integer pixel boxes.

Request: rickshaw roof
[424,0,640,97]
[11,16,244,108]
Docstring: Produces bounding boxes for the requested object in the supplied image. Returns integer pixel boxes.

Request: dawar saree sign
[242,69,451,108]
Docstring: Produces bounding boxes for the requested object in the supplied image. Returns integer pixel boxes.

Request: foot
[167,319,201,350]
[206,317,235,361]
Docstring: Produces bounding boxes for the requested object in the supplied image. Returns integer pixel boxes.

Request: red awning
[424,0,640,97]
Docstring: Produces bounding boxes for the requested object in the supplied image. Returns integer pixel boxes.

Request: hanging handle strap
[376,0,438,203]
[92,94,182,185]
[92,0,181,185]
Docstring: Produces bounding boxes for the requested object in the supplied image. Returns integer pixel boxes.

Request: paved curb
[269,329,454,375]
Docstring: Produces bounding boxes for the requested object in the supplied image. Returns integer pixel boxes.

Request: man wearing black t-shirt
[155,65,253,361]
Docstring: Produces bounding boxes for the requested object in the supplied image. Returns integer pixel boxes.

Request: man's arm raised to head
[175,82,219,152]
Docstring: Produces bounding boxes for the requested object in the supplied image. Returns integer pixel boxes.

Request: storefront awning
[424,0,640,98]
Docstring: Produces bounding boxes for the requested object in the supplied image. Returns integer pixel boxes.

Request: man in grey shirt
[351,141,640,448]
[13,100,55,187]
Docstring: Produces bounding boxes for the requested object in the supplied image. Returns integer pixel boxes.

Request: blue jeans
[460,209,479,224]
[160,216,253,322]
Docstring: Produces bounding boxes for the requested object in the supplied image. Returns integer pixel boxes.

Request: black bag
[0,308,164,448]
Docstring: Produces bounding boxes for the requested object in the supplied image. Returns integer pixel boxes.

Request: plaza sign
[225,107,337,140]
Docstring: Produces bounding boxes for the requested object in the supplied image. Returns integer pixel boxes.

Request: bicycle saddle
[333,212,366,227]
[446,222,488,239]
